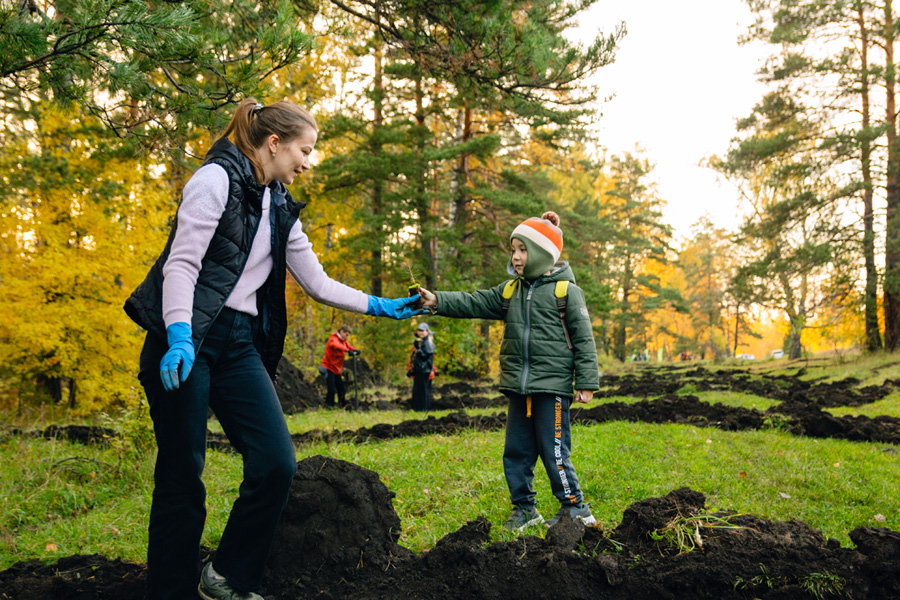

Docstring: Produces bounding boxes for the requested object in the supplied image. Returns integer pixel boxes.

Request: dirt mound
[598,367,897,408]
[2,424,118,446]
[5,458,900,600]
[777,400,900,444]
[429,380,505,411]
[0,554,144,600]
[206,411,508,453]
[265,455,412,589]
[274,356,324,413]
[576,394,766,431]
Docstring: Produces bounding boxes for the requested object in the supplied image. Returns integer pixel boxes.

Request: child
[407,322,436,411]
[419,212,599,530]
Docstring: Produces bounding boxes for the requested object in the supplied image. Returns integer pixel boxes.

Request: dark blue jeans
[139,308,297,599]
[503,392,583,508]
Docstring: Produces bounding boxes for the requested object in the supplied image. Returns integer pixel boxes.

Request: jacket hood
[506,259,574,284]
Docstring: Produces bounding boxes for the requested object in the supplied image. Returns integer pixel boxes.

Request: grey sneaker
[504,505,545,531]
[545,503,597,527]
[198,563,264,600]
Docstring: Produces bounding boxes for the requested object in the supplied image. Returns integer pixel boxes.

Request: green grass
[690,391,781,411]
[3,414,899,569]
[826,390,900,419]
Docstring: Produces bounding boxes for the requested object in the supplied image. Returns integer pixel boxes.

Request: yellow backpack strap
[500,279,518,318]
[555,281,573,350]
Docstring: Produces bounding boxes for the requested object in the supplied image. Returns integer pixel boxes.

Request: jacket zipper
[521,283,534,394]
[195,192,266,355]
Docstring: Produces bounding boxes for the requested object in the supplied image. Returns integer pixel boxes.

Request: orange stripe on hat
[522,219,563,252]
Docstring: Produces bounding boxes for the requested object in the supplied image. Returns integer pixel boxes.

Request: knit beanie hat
[510,212,563,279]
[417,323,431,332]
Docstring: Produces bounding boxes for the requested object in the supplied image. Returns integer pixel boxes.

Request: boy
[419,212,599,530]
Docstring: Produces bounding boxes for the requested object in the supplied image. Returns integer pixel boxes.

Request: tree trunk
[884,0,900,349]
[733,303,740,358]
[615,258,632,362]
[413,69,435,290]
[858,4,883,351]
[449,106,472,261]
[788,320,803,359]
[370,32,384,296]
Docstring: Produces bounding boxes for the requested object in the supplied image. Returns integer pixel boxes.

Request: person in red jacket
[320,325,358,407]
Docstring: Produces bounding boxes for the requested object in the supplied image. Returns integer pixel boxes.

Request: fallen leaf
[833,462,840,468]
[45,543,58,552]
[874,514,886,522]
[779,492,791,499]
[738,472,747,479]
[706,439,712,444]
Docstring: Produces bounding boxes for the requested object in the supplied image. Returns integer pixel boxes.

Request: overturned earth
[2,455,899,600]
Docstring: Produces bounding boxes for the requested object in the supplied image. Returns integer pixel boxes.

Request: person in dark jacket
[320,325,358,407]
[418,212,599,532]
[407,322,435,411]
[124,98,421,600]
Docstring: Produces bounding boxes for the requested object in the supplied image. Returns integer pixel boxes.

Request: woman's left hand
[366,295,423,319]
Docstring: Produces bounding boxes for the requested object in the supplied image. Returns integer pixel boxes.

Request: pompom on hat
[510,211,563,279]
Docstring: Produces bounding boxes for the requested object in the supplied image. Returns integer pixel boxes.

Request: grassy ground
[1,353,899,570]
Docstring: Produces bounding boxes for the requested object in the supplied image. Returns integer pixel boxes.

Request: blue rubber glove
[160,322,195,391]
[365,295,423,320]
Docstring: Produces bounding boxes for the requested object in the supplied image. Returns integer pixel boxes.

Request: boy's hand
[418,287,437,308]
[575,390,593,404]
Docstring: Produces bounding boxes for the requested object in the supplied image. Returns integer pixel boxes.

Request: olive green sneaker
[503,505,545,531]
[198,563,264,600]
[545,503,597,528]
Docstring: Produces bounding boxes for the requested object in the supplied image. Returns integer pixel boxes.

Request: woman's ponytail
[218,98,318,183]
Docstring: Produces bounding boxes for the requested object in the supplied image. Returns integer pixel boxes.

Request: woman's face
[267,128,318,185]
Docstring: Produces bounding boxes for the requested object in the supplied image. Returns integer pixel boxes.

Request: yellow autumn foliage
[0,103,176,413]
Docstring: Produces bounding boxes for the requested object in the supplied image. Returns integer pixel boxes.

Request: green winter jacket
[434,262,599,397]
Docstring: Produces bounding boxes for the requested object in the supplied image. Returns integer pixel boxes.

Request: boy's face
[415,329,428,339]
[510,238,528,276]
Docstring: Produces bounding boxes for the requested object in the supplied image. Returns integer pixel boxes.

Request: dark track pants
[139,308,297,599]
[324,369,346,407]
[503,392,583,508]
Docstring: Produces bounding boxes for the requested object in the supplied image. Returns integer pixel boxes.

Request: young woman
[125,98,420,600]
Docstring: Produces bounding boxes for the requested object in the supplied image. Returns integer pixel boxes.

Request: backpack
[500,279,573,350]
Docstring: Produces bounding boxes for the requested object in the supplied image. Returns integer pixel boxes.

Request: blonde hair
[219,98,318,183]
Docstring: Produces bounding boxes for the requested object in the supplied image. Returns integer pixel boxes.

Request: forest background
[2,0,900,415]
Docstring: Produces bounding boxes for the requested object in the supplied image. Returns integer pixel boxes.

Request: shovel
[352,351,359,411]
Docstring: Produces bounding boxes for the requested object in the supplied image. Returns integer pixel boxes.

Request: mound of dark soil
[430,380,505,411]
[3,424,119,446]
[274,356,324,413]
[206,411,507,453]
[598,366,897,409]
[576,394,766,431]
[5,457,900,600]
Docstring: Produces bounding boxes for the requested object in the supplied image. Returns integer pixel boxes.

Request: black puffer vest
[124,137,304,379]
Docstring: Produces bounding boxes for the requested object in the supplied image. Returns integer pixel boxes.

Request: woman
[124,98,420,600]
[407,322,435,411]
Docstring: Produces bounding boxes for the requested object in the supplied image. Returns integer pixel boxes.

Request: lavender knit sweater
[161,164,368,327]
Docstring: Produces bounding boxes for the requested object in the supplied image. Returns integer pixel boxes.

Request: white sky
[571,0,771,241]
